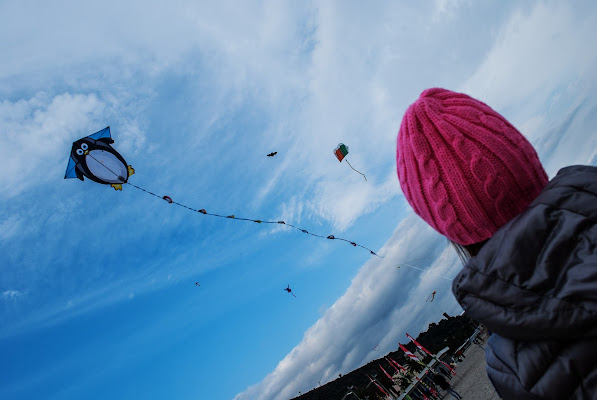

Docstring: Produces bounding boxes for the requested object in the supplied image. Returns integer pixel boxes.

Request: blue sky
[1,1,596,399]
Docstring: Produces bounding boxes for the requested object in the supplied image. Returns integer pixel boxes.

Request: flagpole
[406,333,457,375]
[368,374,398,400]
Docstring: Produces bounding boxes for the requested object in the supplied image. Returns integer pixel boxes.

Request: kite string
[345,159,367,181]
[399,263,453,281]
[124,182,382,257]
[85,152,380,256]
[396,246,456,281]
[126,182,163,200]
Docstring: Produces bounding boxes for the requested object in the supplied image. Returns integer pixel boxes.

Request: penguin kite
[65,127,134,190]
[284,285,296,297]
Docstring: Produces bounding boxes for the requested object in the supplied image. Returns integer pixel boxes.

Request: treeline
[290,315,478,400]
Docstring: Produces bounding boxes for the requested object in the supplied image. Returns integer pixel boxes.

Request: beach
[442,340,501,400]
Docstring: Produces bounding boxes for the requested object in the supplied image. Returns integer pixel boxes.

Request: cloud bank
[234,214,462,400]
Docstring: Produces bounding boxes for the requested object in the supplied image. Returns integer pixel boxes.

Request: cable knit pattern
[396,88,549,245]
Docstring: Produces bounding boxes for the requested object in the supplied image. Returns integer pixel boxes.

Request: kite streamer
[126,181,380,256]
[344,159,367,181]
[66,128,381,257]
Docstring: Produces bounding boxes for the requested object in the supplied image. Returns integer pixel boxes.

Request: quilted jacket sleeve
[484,333,597,399]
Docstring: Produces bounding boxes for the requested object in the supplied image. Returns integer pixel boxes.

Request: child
[396,88,597,399]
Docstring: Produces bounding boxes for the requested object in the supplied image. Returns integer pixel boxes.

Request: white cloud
[433,0,472,19]
[2,290,24,301]
[0,93,104,197]
[460,2,597,116]
[1,275,141,338]
[0,1,195,80]
[460,2,597,177]
[234,214,462,400]
[589,150,597,167]
[310,171,400,231]
[0,215,23,240]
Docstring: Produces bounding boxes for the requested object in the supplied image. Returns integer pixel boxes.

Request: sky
[1,1,596,399]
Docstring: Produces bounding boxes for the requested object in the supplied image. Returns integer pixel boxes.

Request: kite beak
[84,150,89,155]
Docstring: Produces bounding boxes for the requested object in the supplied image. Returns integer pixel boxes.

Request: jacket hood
[452,165,597,341]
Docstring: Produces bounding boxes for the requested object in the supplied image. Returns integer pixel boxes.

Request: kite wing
[88,127,112,141]
[65,127,114,180]
[64,156,78,179]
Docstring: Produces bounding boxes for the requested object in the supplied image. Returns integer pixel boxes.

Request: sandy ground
[440,341,501,400]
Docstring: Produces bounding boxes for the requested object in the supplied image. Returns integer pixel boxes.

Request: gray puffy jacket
[452,165,597,399]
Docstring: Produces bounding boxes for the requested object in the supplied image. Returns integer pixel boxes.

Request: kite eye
[81,143,88,150]
[76,149,84,155]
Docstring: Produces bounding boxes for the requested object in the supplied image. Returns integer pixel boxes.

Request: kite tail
[124,182,381,257]
[345,159,367,181]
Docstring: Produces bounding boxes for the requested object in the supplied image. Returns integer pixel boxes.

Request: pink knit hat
[396,88,548,245]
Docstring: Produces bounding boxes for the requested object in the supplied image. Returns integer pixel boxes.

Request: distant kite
[284,285,296,297]
[334,143,366,181]
[267,152,277,157]
[426,291,437,302]
[372,345,380,352]
[195,282,200,287]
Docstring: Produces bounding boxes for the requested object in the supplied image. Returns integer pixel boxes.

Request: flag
[414,387,429,400]
[367,375,387,396]
[399,343,425,365]
[406,333,434,356]
[406,333,456,374]
[387,357,409,373]
[385,357,403,375]
[379,364,394,381]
